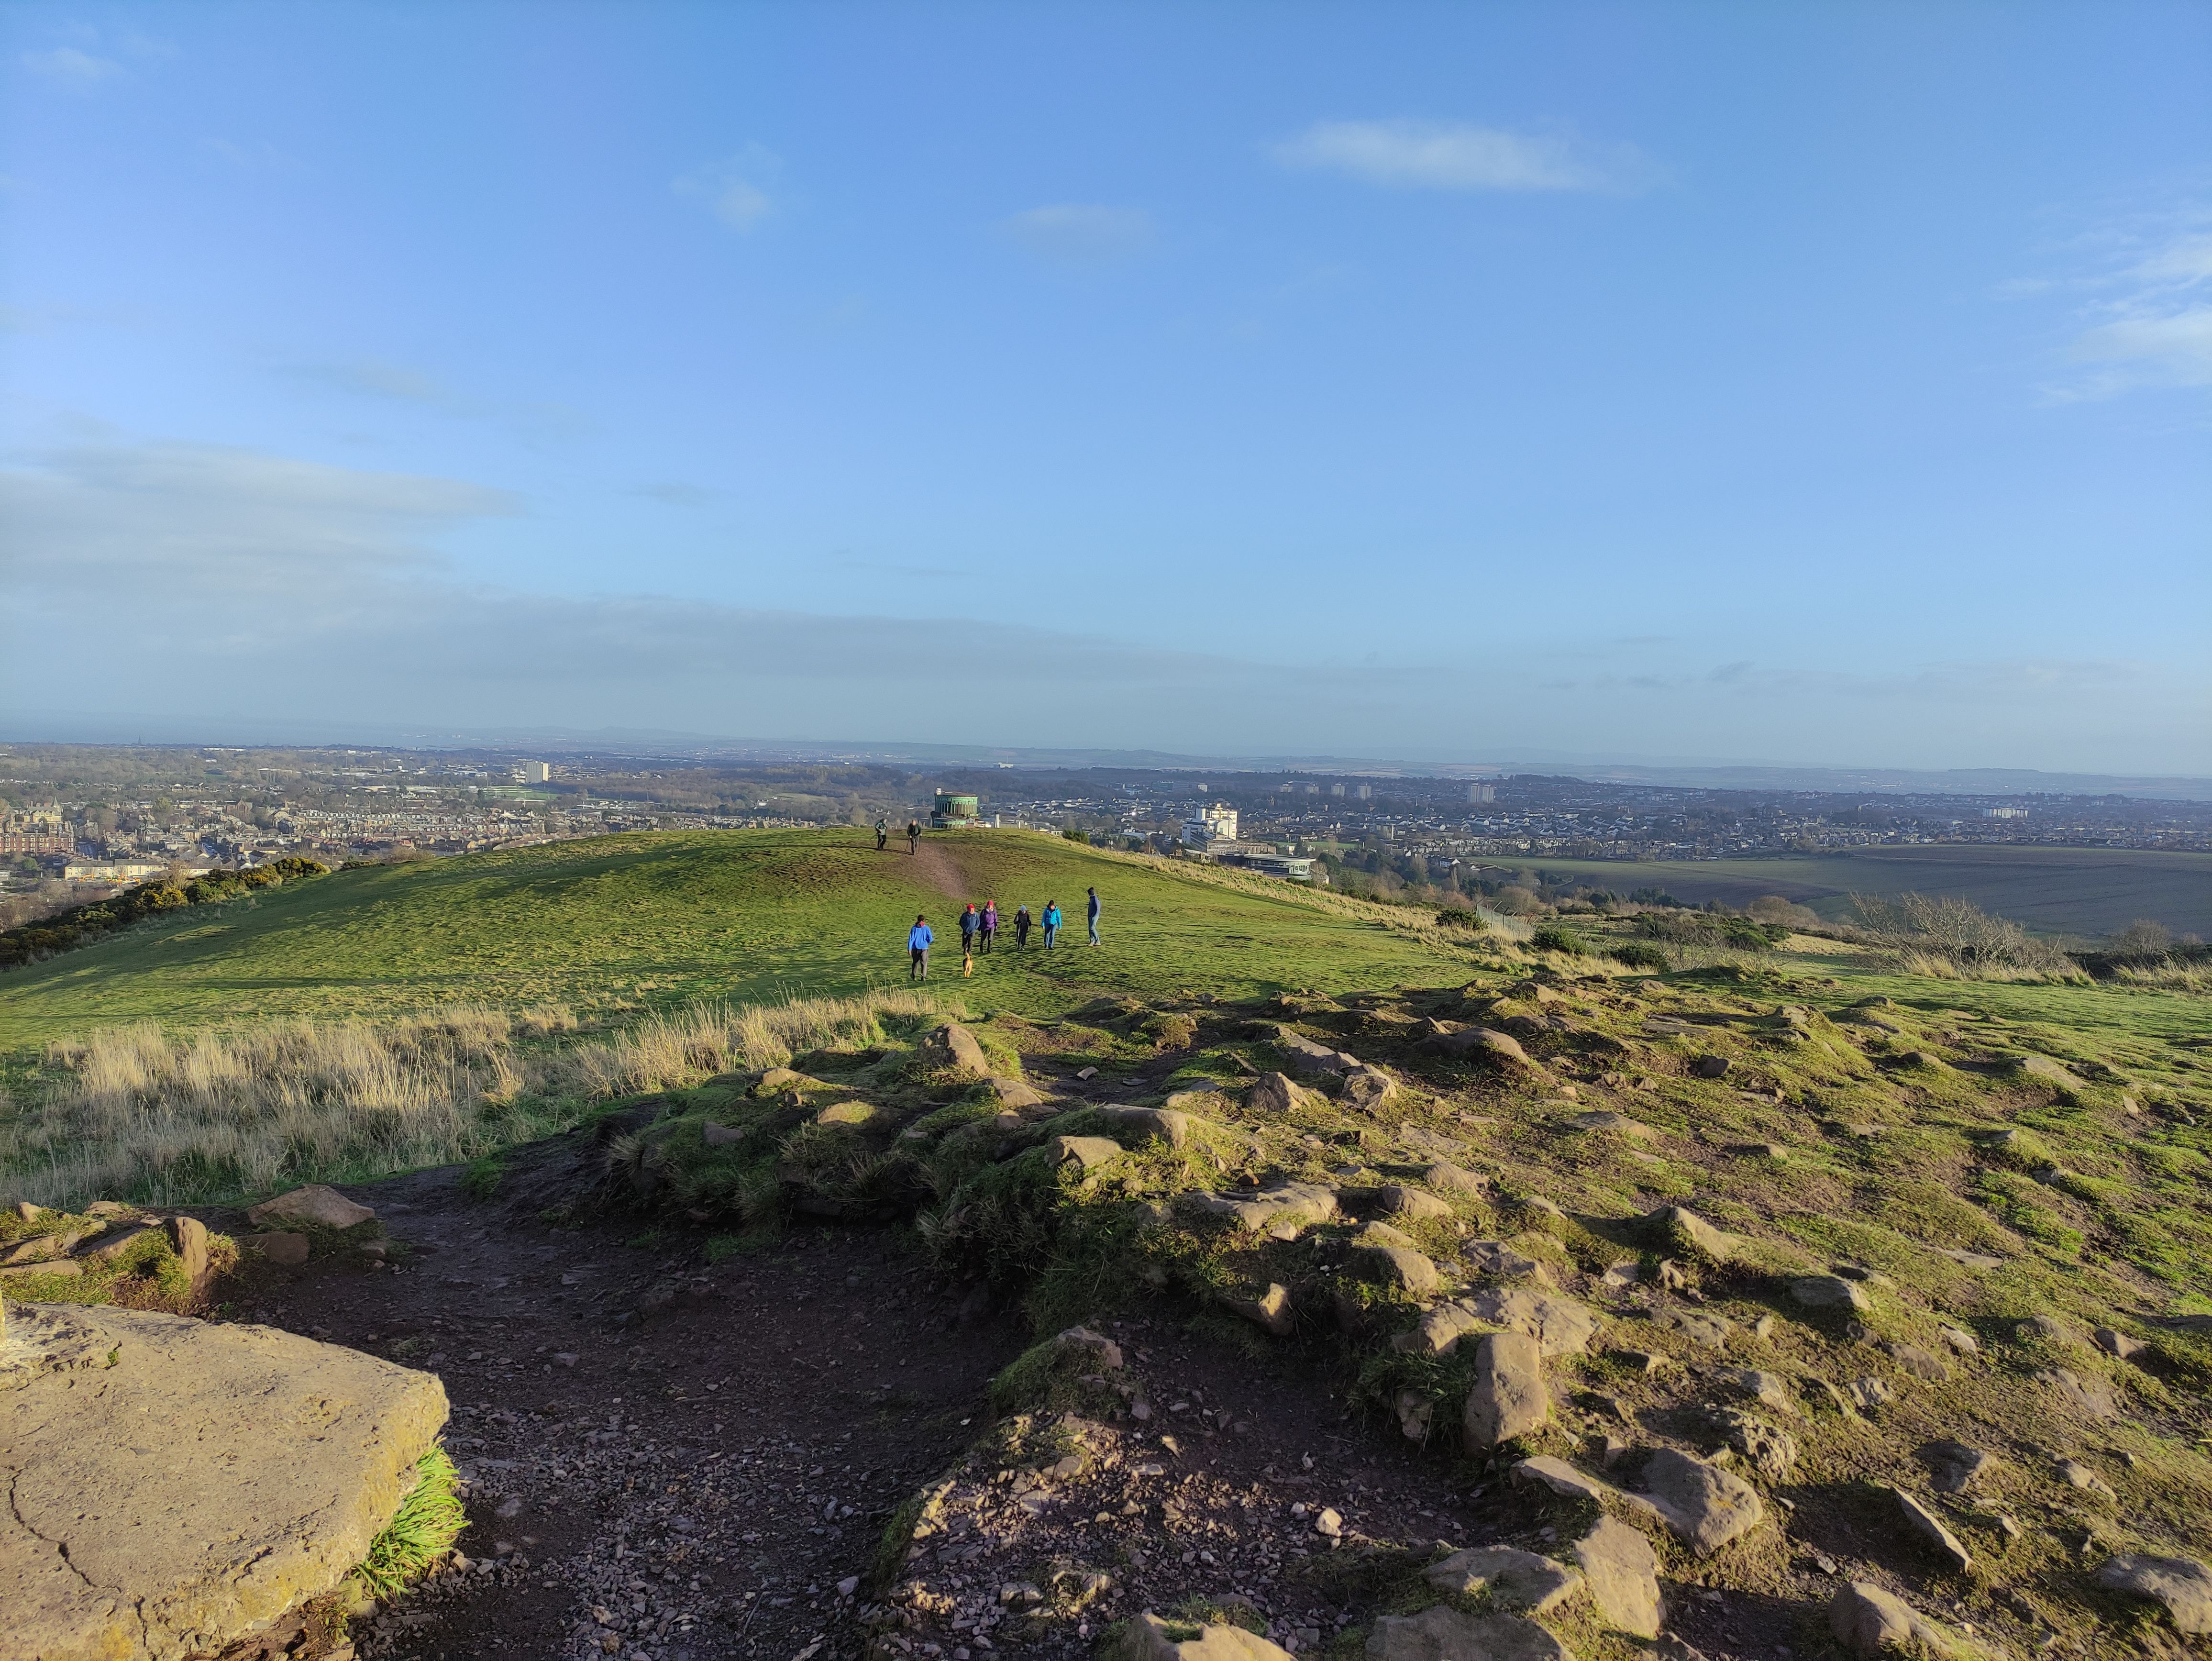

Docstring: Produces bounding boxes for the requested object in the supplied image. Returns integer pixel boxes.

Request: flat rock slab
[1,1302,448,1661]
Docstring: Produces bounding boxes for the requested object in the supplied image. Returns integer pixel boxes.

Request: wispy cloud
[1000,204,1155,263]
[1272,120,1655,194]
[2025,211,2212,399]
[632,481,716,507]
[290,358,590,443]
[674,144,782,232]
[21,45,123,85]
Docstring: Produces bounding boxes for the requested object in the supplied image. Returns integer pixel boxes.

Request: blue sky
[4,2,2208,772]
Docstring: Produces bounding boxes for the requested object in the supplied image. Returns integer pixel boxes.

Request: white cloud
[21,45,122,84]
[1000,204,1155,263]
[1272,120,1652,194]
[674,145,782,232]
[2028,211,2212,399]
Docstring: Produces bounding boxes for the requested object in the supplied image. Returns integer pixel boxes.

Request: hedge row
[0,857,329,970]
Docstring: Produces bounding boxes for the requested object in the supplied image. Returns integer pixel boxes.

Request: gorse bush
[0,857,328,969]
[1527,924,1588,956]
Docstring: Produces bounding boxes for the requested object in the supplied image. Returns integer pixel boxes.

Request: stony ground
[125,959,2212,1661]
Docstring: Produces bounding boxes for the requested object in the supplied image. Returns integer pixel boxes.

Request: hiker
[959,902,980,958]
[1086,886,1101,946]
[875,818,888,852]
[1042,899,1062,949]
[1013,904,1032,948]
[980,899,998,953]
[907,820,920,854]
[908,913,933,980]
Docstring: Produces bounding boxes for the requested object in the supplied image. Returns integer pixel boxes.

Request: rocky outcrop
[917,1023,990,1079]
[1573,1517,1662,1639]
[1106,1612,1296,1660]
[1364,1606,1573,1660]
[1422,1545,1580,1614]
[1463,1331,1548,1451]
[1829,1581,1965,1656]
[0,1302,447,1661]
[2097,1554,2212,1634]
[245,1184,375,1230]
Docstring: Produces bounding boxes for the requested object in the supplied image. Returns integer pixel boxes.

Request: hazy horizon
[5,3,2208,773]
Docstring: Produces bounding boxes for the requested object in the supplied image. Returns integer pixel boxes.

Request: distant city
[1,743,2204,906]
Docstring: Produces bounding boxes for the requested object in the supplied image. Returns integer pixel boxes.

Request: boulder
[2097,1554,2212,1635]
[1510,1456,1618,1508]
[0,1259,81,1283]
[1463,1330,1549,1451]
[167,1216,209,1285]
[1341,1066,1397,1109]
[1053,1326,1124,1371]
[73,1227,156,1264]
[254,1232,310,1266]
[1355,1221,1420,1251]
[1424,1161,1488,1196]
[1714,1367,1798,1416]
[1691,1055,1731,1079]
[0,1303,447,1661]
[918,1023,990,1078]
[814,1100,879,1127]
[986,1076,1047,1109]
[1573,1516,1662,1639]
[701,1120,744,1148]
[1221,1283,1294,1338]
[1277,1034,1358,1075]
[1105,1612,1296,1661]
[755,1066,818,1094]
[1645,1205,1734,1263]
[1698,1407,1798,1478]
[1829,1582,1962,1657]
[1638,1449,1765,1556]
[1569,1111,1651,1137]
[1465,1241,1553,1284]
[1240,1073,1311,1116]
[1183,1183,1338,1234]
[1433,1027,1538,1071]
[2093,1327,2147,1362]
[1791,1275,1871,1313]
[1363,1606,1572,1661]
[1422,1545,1581,1615]
[1465,1287,1598,1357]
[1894,1489,1972,1571]
[1349,1243,1439,1297]
[1094,1105,1197,1148]
[2009,1052,2081,1087]
[1928,1442,1997,1495]
[1053,1136,1126,1174]
[1339,1184,1453,1223]
[244,1185,374,1231]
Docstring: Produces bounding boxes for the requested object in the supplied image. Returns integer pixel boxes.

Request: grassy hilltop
[0,829,1479,1052]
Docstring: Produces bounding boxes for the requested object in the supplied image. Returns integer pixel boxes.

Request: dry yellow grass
[1,988,947,1210]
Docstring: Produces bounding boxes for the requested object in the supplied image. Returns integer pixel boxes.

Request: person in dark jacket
[1013,904,1032,948]
[875,818,888,851]
[906,820,921,854]
[907,914,932,980]
[1086,886,1101,946]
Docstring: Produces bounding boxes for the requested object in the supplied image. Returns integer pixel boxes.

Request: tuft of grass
[350,1446,466,1600]
[459,1154,506,1201]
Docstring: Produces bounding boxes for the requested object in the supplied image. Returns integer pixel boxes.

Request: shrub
[1607,941,1670,971]
[1529,924,1588,956]
[1435,906,1485,932]
[1062,827,1091,844]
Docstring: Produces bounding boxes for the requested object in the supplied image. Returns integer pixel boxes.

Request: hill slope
[0,830,1476,1050]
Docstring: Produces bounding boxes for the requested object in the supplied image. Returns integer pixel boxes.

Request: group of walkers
[907,886,1100,979]
[876,818,921,854]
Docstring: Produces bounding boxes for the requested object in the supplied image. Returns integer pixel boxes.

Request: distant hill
[0,829,1471,1051]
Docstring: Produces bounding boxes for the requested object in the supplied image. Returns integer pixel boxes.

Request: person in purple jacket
[979,899,999,954]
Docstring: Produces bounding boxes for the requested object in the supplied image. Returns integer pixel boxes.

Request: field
[1503,844,2212,937]
[0,829,1482,1053]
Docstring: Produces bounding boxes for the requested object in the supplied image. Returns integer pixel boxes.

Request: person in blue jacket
[1041,900,1062,949]
[1086,886,1101,946]
[907,914,933,980]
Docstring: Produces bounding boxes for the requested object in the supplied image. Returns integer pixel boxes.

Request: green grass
[1515,845,2212,937]
[350,1446,467,1598]
[0,830,1483,1053]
